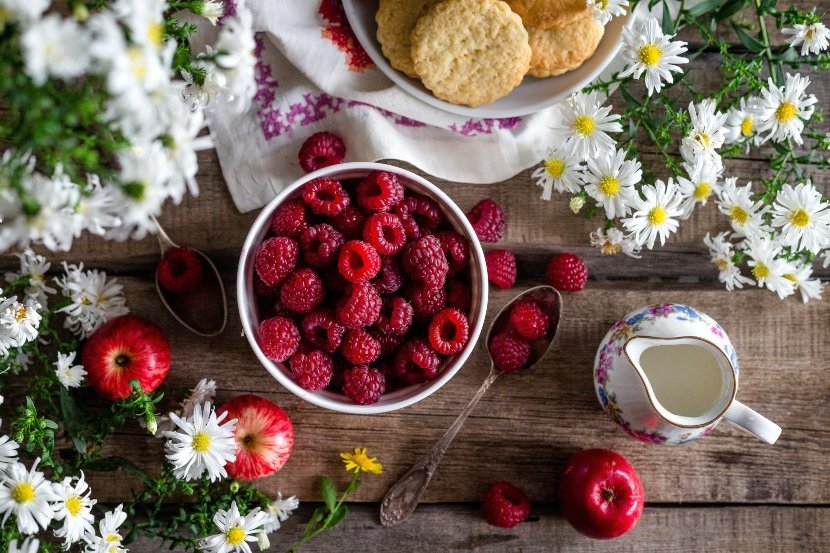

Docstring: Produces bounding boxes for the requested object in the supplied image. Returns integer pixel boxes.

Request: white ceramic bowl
[238,162,488,414]
[342,0,633,118]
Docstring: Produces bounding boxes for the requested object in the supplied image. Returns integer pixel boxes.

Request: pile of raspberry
[253,170,473,405]
[488,298,551,372]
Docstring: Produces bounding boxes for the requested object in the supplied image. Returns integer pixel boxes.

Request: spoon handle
[379,365,501,527]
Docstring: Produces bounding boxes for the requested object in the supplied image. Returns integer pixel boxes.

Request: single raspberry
[336,282,382,328]
[371,329,405,355]
[302,177,350,216]
[342,365,385,405]
[363,212,407,255]
[356,171,405,212]
[394,195,443,239]
[255,237,299,287]
[280,268,325,314]
[445,279,472,313]
[408,284,446,322]
[466,199,506,243]
[376,296,414,336]
[271,199,310,238]
[254,275,280,299]
[509,300,550,341]
[428,308,470,355]
[338,240,381,283]
[372,256,404,295]
[298,131,346,173]
[435,231,469,275]
[301,309,345,353]
[341,328,382,365]
[393,338,441,384]
[157,247,203,294]
[289,350,334,390]
[484,250,516,289]
[546,253,588,292]
[403,235,449,288]
[489,333,531,372]
[482,481,531,528]
[330,205,365,239]
[300,223,344,267]
[259,316,300,362]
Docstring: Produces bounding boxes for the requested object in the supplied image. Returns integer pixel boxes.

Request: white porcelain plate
[342,0,633,118]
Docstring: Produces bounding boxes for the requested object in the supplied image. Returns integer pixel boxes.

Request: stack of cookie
[376,0,605,107]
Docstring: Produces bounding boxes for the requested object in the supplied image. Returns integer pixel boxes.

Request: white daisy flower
[782,22,830,56]
[213,4,257,112]
[263,492,299,533]
[0,435,19,470]
[677,157,723,218]
[164,104,214,198]
[622,178,684,249]
[770,181,830,254]
[569,196,585,213]
[74,175,123,237]
[0,0,49,23]
[84,504,127,553]
[199,501,270,553]
[0,458,58,534]
[52,472,97,548]
[532,146,584,200]
[716,177,769,238]
[703,232,754,291]
[113,0,166,50]
[755,73,817,145]
[586,0,628,25]
[680,99,728,169]
[4,250,55,306]
[554,91,622,160]
[0,297,41,348]
[55,351,87,389]
[582,148,642,219]
[784,263,823,303]
[56,263,129,339]
[8,537,39,553]
[723,97,761,150]
[743,235,796,299]
[618,17,688,96]
[164,402,237,482]
[195,0,225,25]
[589,227,642,258]
[154,378,218,436]
[20,14,91,85]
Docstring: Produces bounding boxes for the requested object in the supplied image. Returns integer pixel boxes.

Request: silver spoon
[152,216,228,337]
[380,285,563,526]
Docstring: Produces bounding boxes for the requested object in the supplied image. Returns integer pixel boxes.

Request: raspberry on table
[509,300,550,341]
[372,255,405,295]
[408,284,446,322]
[546,253,588,292]
[341,328,382,365]
[289,350,334,390]
[300,223,344,267]
[301,309,345,353]
[259,316,300,362]
[435,231,470,275]
[394,195,443,239]
[376,296,414,336]
[298,131,346,173]
[403,235,449,288]
[445,279,472,313]
[357,171,405,212]
[484,249,516,289]
[255,237,298,287]
[330,205,365,239]
[280,268,325,314]
[157,247,203,294]
[342,365,386,405]
[428,308,470,355]
[363,212,407,255]
[489,333,531,372]
[336,282,382,328]
[393,338,441,384]
[302,177,350,216]
[481,481,531,528]
[338,240,382,283]
[466,199,506,243]
[271,199,310,238]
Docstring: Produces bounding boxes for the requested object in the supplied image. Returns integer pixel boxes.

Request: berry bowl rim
[238,161,489,414]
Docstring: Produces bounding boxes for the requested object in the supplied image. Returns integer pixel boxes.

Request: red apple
[82,315,171,400]
[217,394,294,480]
[559,449,644,539]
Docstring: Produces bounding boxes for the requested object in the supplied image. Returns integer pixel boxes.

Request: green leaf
[59,387,87,454]
[304,506,327,535]
[714,0,750,20]
[661,0,673,34]
[325,505,348,529]
[731,23,765,53]
[84,456,154,487]
[687,0,726,17]
[320,477,337,513]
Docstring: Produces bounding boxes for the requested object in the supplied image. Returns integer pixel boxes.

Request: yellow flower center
[66,495,83,516]
[775,101,797,123]
[545,158,565,178]
[694,132,712,148]
[13,305,27,321]
[715,259,729,271]
[752,263,770,280]
[789,208,810,228]
[783,273,798,284]
[192,432,212,453]
[648,206,668,225]
[574,115,596,136]
[638,44,663,66]
[601,242,622,255]
[598,176,620,196]
[740,116,753,136]
[12,483,35,504]
[729,205,749,225]
[105,533,121,543]
[694,182,712,201]
[147,22,163,47]
[226,526,246,546]
[128,47,147,79]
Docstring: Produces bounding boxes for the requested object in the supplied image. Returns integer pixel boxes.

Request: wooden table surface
[6,6,830,550]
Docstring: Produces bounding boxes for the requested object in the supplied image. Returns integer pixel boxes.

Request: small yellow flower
[340,448,382,475]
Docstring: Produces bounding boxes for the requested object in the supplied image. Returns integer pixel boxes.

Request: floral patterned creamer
[593,303,781,446]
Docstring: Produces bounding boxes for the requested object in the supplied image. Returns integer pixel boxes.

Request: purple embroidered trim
[448,117,521,136]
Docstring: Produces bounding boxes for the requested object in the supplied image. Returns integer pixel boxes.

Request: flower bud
[229,480,240,493]
[257,532,270,550]
[569,196,585,214]
[145,412,157,435]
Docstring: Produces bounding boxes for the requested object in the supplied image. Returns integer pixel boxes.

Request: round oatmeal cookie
[527,12,605,78]
[410,0,531,107]
[505,0,589,29]
[376,0,441,78]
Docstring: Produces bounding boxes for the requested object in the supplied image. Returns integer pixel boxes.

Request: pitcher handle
[723,401,782,445]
